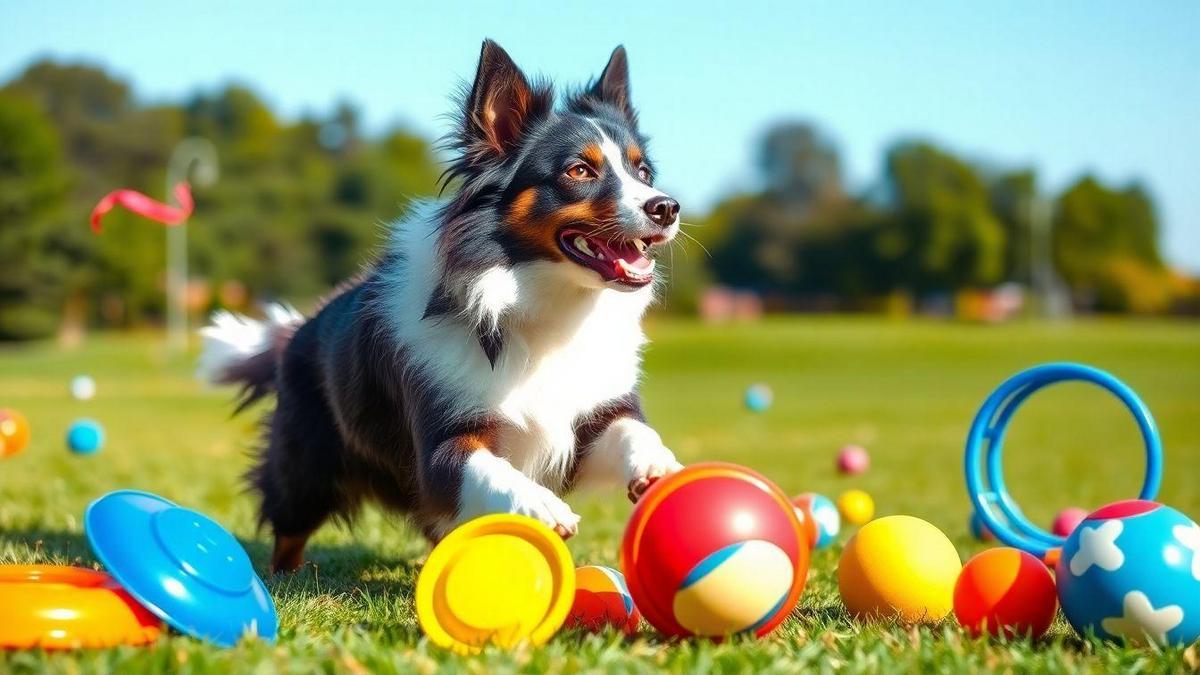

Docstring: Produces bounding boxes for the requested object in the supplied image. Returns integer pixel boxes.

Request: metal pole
[1029,193,1069,319]
[165,138,218,353]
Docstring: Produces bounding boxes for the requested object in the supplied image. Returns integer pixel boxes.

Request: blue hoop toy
[964,362,1162,561]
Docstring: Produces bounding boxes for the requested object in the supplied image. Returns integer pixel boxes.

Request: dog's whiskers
[676,230,711,258]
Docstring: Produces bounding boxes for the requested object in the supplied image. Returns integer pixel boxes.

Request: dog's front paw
[463,478,581,538]
[507,482,582,539]
[626,447,683,503]
[460,454,582,538]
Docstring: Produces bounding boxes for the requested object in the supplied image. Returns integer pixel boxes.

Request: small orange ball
[954,547,1057,639]
[0,409,31,458]
[567,565,641,635]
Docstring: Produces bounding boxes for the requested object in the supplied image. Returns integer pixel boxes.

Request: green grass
[1,317,1198,673]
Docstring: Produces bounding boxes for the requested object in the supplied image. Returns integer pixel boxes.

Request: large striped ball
[622,463,808,639]
[567,565,640,635]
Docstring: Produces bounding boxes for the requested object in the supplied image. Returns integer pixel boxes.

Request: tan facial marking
[509,187,537,223]
[581,143,604,168]
[627,145,643,167]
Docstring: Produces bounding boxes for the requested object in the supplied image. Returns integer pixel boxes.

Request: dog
[200,40,683,573]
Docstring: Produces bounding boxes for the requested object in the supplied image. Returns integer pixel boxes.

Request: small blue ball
[967,492,1023,542]
[744,384,773,413]
[67,419,104,455]
[968,510,995,542]
[1056,500,1200,645]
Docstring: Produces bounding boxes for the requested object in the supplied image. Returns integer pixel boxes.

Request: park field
[0,317,1198,673]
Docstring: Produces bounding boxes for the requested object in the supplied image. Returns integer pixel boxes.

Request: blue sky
[3,1,1198,271]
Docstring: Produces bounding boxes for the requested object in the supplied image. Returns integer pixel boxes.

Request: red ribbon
[90,182,194,233]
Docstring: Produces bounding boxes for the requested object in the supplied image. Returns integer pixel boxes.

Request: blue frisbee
[84,490,277,647]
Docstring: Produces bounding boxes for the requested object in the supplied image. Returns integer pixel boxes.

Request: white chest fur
[380,203,653,489]
[490,286,648,486]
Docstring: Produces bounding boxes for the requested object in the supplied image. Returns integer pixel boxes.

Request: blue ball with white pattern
[1055,500,1200,645]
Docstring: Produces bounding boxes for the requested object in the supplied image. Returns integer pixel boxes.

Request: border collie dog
[200,40,683,572]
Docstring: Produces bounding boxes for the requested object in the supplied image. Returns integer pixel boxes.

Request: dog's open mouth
[557,228,658,287]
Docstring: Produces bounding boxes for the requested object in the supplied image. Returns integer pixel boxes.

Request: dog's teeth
[574,236,594,257]
[634,238,648,254]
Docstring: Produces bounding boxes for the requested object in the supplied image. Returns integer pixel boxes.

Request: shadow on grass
[0,525,423,597]
[0,525,95,564]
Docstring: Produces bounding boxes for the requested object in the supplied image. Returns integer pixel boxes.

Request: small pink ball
[1052,507,1088,537]
[836,445,870,475]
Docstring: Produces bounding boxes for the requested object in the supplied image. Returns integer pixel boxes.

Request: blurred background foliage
[0,60,1189,341]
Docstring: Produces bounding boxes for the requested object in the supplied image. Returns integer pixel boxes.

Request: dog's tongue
[597,239,652,269]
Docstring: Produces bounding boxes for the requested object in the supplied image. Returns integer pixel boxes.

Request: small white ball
[70,375,96,401]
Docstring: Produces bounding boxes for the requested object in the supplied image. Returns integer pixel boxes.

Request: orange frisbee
[0,565,163,649]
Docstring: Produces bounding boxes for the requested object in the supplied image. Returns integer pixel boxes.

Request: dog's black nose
[643,196,680,227]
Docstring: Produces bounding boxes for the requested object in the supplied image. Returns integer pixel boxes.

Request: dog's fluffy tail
[198,303,304,412]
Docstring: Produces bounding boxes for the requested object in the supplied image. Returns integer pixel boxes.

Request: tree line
[0,61,1191,340]
[0,60,439,340]
[682,122,1185,316]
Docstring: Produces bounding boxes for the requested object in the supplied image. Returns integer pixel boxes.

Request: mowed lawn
[0,317,1197,673]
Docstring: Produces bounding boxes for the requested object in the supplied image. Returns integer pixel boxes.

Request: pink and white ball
[1052,507,1088,537]
[836,445,869,475]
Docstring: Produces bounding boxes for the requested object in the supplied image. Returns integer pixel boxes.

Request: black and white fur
[200,40,682,572]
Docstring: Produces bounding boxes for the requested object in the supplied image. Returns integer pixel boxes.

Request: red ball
[954,548,1057,639]
[1051,507,1088,537]
[567,565,641,635]
[621,462,808,639]
[836,445,869,475]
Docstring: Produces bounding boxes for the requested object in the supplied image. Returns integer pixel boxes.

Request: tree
[0,95,71,339]
[1053,176,1167,312]
[878,141,1006,292]
[0,60,445,339]
[709,122,850,294]
[986,169,1037,282]
[759,122,844,208]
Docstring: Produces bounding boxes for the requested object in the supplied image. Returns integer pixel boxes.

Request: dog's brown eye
[565,163,597,181]
[637,166,652,183]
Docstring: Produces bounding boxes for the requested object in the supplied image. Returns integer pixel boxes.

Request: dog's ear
[590,46,633,119]
[464,40,547,156]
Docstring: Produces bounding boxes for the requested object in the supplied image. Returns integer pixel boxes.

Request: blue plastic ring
[964,362,1162,558]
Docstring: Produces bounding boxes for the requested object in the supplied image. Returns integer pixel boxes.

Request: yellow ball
[837,489,875,526]
[838,515,961,623]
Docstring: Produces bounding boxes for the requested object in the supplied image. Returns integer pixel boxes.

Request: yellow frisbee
[416,514,575,654]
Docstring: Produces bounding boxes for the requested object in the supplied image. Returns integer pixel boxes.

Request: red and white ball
[622,463,808,638]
